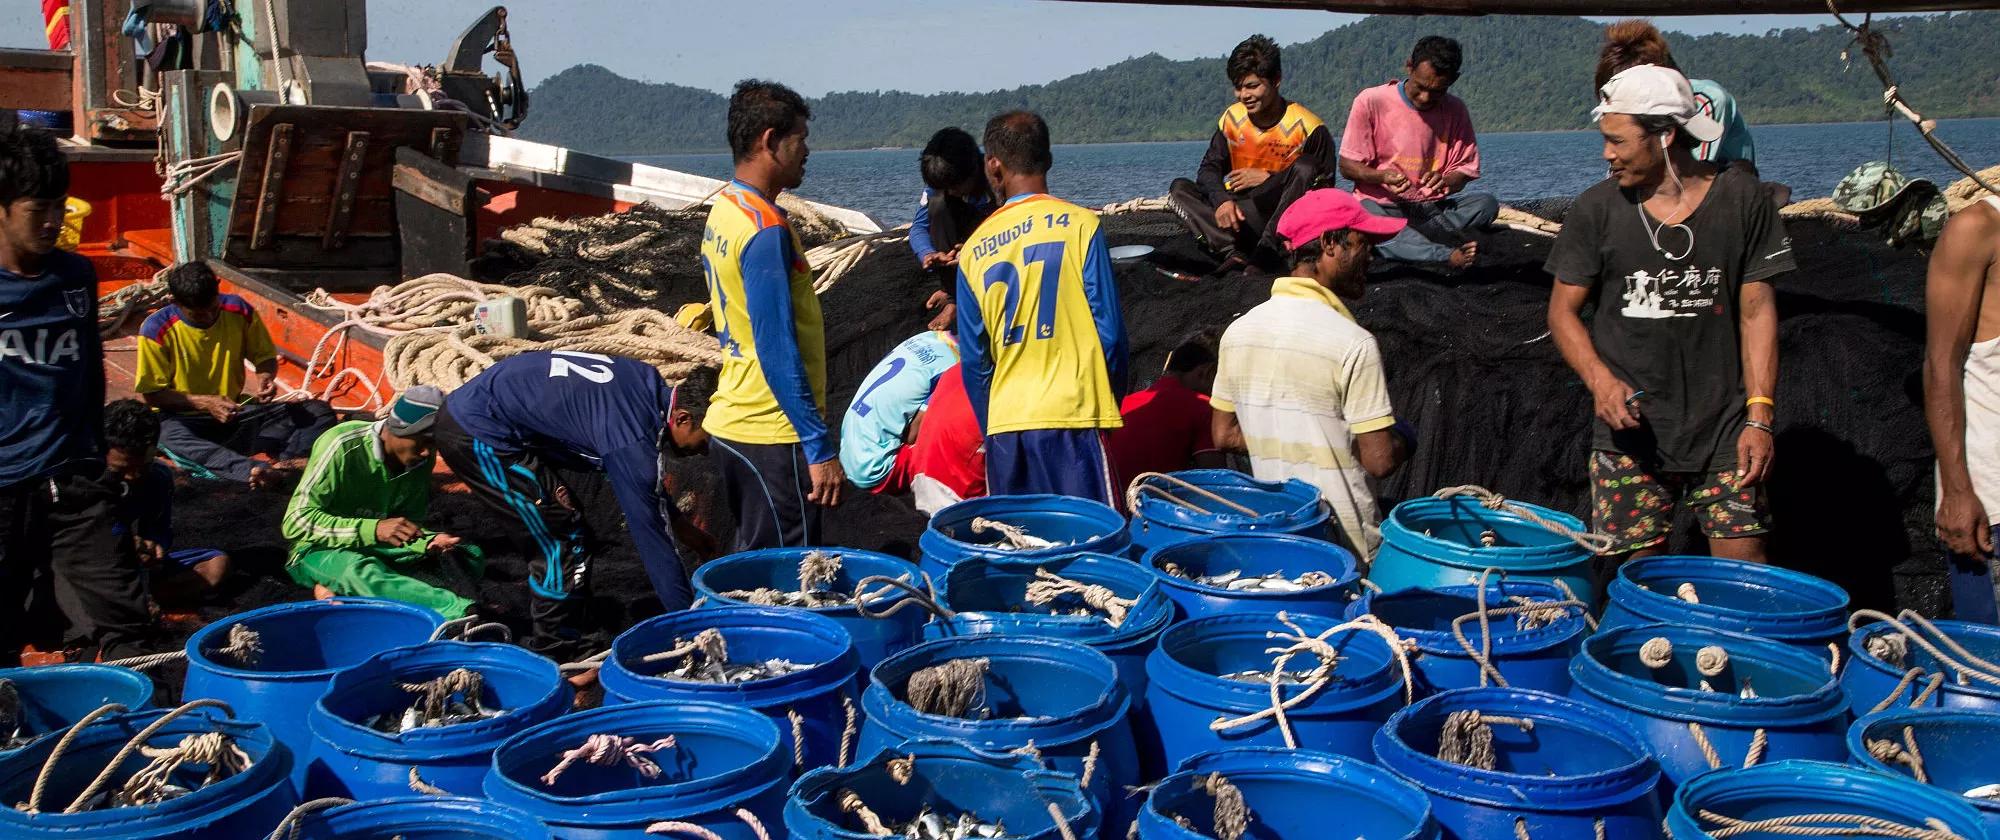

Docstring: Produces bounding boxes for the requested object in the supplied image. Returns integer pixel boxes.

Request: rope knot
[539,734,678,787]
[1695,645,1731,678]
[905,658,991,718]
[798,550,842,591]
[1437,709,1536,771]
[208,623,263,666]
[1200,772,1250,840]
[398,667,485,727]
[1025,568,1135,627]
[1639,637,1675,670]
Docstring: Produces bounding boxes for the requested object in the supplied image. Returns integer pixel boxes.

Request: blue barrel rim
[1129,470,1326,530]
[1847,707,2000,814]
[1373,686,1660,812]
[864,635,1130,750]
[1143,533,1363,600]
[0,706,294,830]
[307,640,572,761]
[1668,759,1988,839]
[692,547,922,615]
[485,699,788,819]
[183,597,444,683]
[1380,496,1592,573]
[1147,611,1407,715]
[1152,747,1436,840]
[604,604,861,708]
[293,795,552,836]
[936,551,1174,646]
[0,664,157,756]
[1609,555,1849,642]
[1846,618,2000,701]
[1352,581,1590,658]
[1569,623,1849,727]
[923,494,1129,561]
[787,738,1096,840]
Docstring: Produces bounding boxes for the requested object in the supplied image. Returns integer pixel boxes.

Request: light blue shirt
[1690,79,1755,166]
[839,331,959,488]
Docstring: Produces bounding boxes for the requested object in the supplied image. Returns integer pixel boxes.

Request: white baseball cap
[1591,64,1724,144]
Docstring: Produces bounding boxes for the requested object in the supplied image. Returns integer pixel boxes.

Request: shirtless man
[1925,191,2000,622]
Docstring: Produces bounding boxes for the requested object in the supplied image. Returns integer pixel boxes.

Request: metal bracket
[322,130,370,250]
[251,123,295,250]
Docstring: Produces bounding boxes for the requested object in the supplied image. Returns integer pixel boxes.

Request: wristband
[1746,396,1775,409]
[1744,419,1774,433]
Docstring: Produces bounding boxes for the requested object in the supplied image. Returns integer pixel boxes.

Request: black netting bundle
[473,203,713,315]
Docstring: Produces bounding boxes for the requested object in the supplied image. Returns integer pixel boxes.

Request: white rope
[1209,613,1413,747]
[1432,486,1617,554]
[1850,609,2000,687]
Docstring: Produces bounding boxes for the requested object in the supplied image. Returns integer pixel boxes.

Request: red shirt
[1107,376,1214,498]
[879,363,986,501]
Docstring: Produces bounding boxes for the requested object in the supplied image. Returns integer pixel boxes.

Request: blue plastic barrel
[0,665,154,760]
[1374,687,1663,840]
[692,547,927,670]
[1844,617,2000,713]
[1569,623,1849,790]
[282,796,553,839]
[930,551,1173,702]
[859,635,1140,831]
[1145,612,1406,769]
[1349,580,1589,696]
[1125,470,1330,557]
[485,700,787,840]
[1849,708,2000,834]
[1144,533,1361,620]
[0,706,298,839]
[1601,555,1849,656]
[600,606,860,773]
[1374,496,1596,605]
[919,495,1129,582]
[304,641,572,799]
[1136,747,1439,840]
[1667,760,1987,840]
[786,738,1098,840]
[181,598,441,795]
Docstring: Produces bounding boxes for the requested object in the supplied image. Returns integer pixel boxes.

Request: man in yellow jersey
[1167,35,1337,275]
[955,111,1129,504]
[700,80,843,550]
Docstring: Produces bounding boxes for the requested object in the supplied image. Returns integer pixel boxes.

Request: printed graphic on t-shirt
[1619,267,1725,319]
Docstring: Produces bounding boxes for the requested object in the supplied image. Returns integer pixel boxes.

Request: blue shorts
[984,429,1115,506]
[1950,525,2000,624]
[165,547,226,569]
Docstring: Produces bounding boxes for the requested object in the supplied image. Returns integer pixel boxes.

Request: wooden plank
[250,123,294,250]
[1052,0,1987,12]
[322,131,370,251]
[0,57,72,111]
[393,147,479,280]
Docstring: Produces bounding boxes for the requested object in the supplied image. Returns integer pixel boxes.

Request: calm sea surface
[631,117,2000,227]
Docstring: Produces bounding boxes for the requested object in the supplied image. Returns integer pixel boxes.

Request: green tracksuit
[282,420,483,617]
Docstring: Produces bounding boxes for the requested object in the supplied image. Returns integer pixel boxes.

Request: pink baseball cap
[1276,188,1407,250]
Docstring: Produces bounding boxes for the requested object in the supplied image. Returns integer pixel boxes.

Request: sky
[4,1,1889,97]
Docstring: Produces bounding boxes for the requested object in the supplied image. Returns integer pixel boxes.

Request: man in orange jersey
[1167,35,1338,275]
[956,112,1128,503]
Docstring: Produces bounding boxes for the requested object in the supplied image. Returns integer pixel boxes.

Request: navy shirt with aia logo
[0,250,104,489]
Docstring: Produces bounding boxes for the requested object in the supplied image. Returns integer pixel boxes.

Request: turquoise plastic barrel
[1136,748,1438,840]
[1667,760,1987,839]
[0,707,298,839]
[918,494,1129,582]
[692,547,927,670]
[1374,496,1595,606]
[1125,470,1329,557]
[1601,555,1849,656]
[1569,623,1849,790]
[0,665,154,760]
[785,739,1098,840]
[484,700,787,840]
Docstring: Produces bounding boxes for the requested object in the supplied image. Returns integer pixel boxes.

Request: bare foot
[1448,242,1478,270]
[249,466,297,491]
[312,584,337,600]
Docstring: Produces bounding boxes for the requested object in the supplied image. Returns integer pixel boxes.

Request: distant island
[518,13,2000,156]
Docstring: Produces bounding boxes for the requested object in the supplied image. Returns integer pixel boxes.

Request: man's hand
[427,532,463,554]
[1939,491,1995,559]
[374,517,423,547]
[196,395,241,424]
[1418,171,1445,195]
[807,459,845,507]
[1587,372,1642,430]
[921,252,953,270]
[1735,425,1774,489]
[1379,169,1412,195]
[1214,200,1245,232]
[253,374,279,401]
[927,303,956,332]
[1225,168,1269,192]
[134,537,167,567]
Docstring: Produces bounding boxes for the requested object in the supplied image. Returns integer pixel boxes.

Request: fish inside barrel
[1159,564,1336,593]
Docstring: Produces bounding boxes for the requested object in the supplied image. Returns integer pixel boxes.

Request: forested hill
[519,12,2000,155]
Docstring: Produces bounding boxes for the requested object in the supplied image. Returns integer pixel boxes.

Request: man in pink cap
[1546,64,1791,582]
[1211,188,1413,559]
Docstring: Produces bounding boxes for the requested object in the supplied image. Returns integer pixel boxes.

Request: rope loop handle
[26,698,238,815]
[266,797,358,840]
[853,574,955,622]
[1850,609,2000,687]
[1125,471,1260,518]
[429,614,515,643]
[1432,485,1617,555]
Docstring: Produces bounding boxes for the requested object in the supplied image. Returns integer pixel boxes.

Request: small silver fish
[1967,784,2000,800]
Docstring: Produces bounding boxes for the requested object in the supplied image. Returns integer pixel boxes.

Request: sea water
[633,116,2000,227]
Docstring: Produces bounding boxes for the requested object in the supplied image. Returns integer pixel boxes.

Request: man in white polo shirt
[1211,188,1412,559]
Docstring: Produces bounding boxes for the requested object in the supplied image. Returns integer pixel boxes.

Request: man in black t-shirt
[1546,65,1793,574]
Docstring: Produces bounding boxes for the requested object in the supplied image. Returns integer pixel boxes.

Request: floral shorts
[1589,451,1770,553]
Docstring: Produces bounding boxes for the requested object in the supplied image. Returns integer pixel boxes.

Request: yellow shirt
[954,194,1127,435]
[133,295,277,403]
[699,181,832,459]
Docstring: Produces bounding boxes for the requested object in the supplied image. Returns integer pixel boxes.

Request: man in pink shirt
[1338,36,1498,270]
